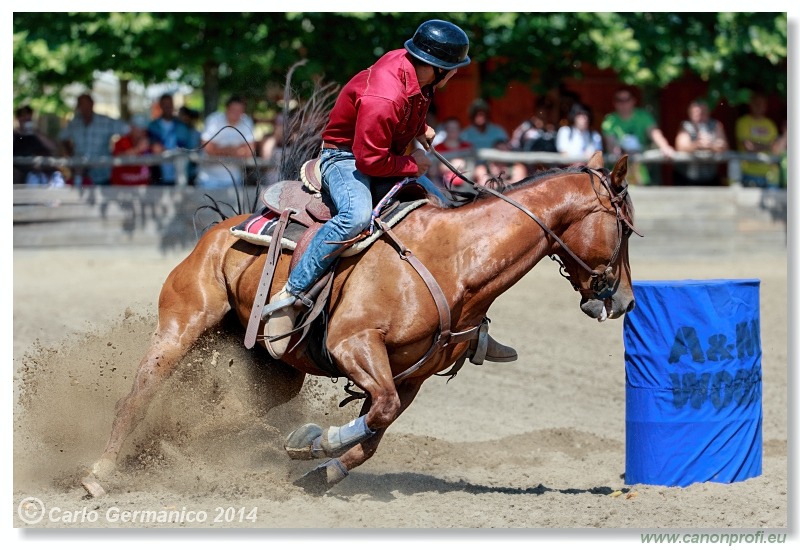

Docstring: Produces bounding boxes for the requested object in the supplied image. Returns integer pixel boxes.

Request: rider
[265,19,517,365]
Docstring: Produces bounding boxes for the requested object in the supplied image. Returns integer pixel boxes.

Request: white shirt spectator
[196,110,256,189]
[556,126,603,158]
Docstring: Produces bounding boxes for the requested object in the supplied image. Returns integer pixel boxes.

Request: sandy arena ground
[11,244,789,540]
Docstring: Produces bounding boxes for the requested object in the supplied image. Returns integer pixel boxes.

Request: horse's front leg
[284,329,420,493]
[291,376,424,495]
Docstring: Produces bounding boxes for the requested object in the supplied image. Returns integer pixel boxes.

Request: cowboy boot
[264,287,302,359]
[483,334,518,362]
[469,322,518,364]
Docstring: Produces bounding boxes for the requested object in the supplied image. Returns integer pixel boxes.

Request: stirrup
[469,320,491,365]
[261,292,313,321]
[469,319,517,364]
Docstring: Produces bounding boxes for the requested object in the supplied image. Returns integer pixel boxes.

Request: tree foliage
[13,12,787,116]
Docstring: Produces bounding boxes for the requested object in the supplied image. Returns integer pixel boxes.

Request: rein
[429,146,639,299]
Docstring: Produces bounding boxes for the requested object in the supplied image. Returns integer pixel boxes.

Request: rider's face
[435,69,457,89]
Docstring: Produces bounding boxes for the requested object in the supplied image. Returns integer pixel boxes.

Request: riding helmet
[404,20,471,71]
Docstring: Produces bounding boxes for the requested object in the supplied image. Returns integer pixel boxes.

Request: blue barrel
[623,279,762,487]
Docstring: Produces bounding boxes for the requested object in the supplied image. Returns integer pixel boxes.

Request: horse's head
[553,152,637,322]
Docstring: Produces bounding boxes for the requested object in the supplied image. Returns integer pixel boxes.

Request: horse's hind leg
[85,262,231,490]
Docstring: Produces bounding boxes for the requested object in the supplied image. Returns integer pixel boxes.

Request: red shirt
[322,49,431,178]
[110,135,151,185]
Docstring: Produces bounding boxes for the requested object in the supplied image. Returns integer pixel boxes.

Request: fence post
[175,155,188,187]
[728,157,742,185]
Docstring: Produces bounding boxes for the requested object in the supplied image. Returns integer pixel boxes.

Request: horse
[82,149,636,497]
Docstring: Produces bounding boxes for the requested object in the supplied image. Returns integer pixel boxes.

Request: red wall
[436,67,786,141]
[433,63,786,185]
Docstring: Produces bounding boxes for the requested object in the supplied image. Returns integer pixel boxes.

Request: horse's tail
[194,62,339,233]
[271,61,340,192]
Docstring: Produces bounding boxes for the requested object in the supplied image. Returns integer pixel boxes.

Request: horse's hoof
[284,423,323,460]
[81,473,107,498]
[91,457,116,480]
[293,458,348,496]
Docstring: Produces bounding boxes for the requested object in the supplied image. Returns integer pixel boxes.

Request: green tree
[13,12,787,117]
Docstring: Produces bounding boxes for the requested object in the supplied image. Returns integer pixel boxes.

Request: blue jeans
[286,149,449,294]
[286,149,374,294]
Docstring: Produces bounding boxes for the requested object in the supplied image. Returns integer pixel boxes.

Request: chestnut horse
[83,150,636,496]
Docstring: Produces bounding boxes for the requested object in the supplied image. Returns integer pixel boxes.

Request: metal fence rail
[14,148,785,187]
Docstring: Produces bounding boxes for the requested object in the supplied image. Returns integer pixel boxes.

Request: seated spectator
[148,94,199,186]
[196,95,256,189]
[673,99,729,186]
[601,87,674,184]
[434,117,473,154]
[510,112,558,153]
[111,114,153,186]
[13,104,59,184]
[460,99,508,151]
[439,160,469,188]
[556,104,603,159]
[59,93,129,186]
[735,92,779,188]
[473,140,527,186]
[430,117,472,185]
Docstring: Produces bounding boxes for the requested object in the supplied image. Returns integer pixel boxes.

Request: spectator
[510,112,558,153]
[473,140,527,186]
[13,104,59,184]
[196,95,256,189]
[179,106,200,126]
[556,103,603,159]
[772,119,787,188]
[460,99,508,151]
[434,117,472,153]
[426,102,446,147]
[147,94,199,186]
[601,87,674,185]
[429,117,472,186]
[110,114,153,186]
[735,92,779,188]
[673,99,729,186]
[178,106,202,185]
[59,93,128,186]
[260,113,287,185]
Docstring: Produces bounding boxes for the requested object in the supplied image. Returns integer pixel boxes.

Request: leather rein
[428,146,640,301]
[339,147,641,395]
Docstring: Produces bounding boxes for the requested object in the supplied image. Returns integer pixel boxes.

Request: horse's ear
[586,151,604,169]
[611,155,628,188]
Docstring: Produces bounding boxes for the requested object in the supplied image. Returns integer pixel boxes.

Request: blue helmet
[404,20,470,71]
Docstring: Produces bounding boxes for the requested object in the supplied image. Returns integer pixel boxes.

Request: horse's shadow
[329,471,627,502]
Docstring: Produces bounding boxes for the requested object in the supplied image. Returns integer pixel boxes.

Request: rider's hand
[423,125,436,144]
[411,149,431,176]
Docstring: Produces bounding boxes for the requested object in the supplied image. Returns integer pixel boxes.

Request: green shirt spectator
[602,88,674,184]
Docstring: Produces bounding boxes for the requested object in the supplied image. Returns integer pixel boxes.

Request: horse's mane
[496,164,591,193]
[464,164,597,202]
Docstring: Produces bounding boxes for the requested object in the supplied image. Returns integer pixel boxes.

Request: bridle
[551,166,640,300]
[428,146,641,301]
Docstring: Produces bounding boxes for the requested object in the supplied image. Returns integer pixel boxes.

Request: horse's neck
[447,177,587,307]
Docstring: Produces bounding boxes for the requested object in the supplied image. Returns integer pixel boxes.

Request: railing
[13,148,786,187]
[475,149,785,186]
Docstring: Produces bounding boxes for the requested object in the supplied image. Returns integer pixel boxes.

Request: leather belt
[322,142,352,152]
